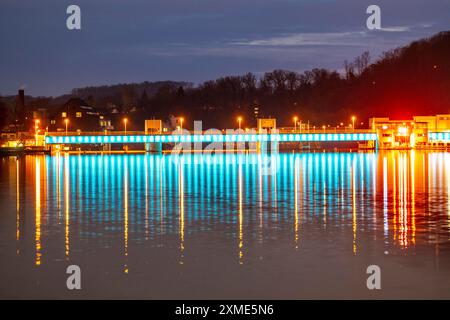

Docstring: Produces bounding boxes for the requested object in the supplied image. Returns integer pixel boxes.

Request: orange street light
[64,118,69,135]
[123,118,128,135]
[34,119,40,146]
[179,117,184,131]
[351,116,356,131]
[237,116,242,130]
[293,116,298,132]
[322,125,326,132]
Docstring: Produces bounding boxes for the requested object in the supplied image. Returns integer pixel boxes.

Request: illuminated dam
[44,130,450,152]
[45,131,377,144]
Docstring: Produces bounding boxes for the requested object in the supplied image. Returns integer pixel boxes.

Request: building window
[76,112,82,118]
[51,120,56,124]
[62,112,67,118]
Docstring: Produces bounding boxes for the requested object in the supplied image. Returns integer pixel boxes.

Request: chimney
[15,89,26,124]
[18,89,25,109]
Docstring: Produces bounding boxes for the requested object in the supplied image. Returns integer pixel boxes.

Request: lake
[1,151,449,299]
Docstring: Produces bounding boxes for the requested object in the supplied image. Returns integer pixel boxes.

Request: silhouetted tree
[0,97,9,129]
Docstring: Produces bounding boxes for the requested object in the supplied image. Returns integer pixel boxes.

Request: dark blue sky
[1,0,449,96]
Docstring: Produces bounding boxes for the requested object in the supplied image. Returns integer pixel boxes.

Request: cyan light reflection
[27,150,450,267]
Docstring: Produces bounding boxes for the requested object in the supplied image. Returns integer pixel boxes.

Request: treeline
[132,31,450,129]
[2,31,449,130]
[68,80,191,112]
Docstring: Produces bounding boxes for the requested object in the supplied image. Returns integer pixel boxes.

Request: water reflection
[238,162,243,264]
[179,160,185,265]
[16,159,20,245]
[124,157,129,274]
[35,157,41,266]
[2,151,450,274]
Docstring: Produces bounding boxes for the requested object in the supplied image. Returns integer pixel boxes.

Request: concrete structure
[46,131,377,145]
[370,114,450,149]
[21,115,450,153]
[257,118,276,133]
[144,120,163,134]
[144,120,163,153]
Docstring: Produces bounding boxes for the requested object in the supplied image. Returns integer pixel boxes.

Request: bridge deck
[45,131,378,144]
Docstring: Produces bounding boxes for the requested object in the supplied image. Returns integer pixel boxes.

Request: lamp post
[123,118,128,135]
[351,116,356,131]
[35,119,40,146]
[293,116,298,132]
[179,117,184,131]
[237,116,242,130]
[64,118,69,135]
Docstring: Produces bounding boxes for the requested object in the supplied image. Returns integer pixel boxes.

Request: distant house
[48,98,113,132]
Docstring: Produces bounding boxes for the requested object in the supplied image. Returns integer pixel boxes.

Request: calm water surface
[1,151,450,299]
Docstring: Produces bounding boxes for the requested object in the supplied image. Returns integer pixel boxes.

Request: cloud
[230,25,414,47]
[231,31,369,47]
[380,26,411,32]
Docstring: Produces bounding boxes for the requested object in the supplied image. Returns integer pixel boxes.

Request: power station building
[370,114,450,149]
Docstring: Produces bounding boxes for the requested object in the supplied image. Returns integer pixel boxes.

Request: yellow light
[398,126,408,135]
[178,117,184,131]
[237,116,242,130]
[351,116,356,131]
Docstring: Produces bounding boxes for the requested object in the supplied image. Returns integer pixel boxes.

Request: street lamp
[351,116,356,131]
[322,125,326,133]
[179,117,184,131]
[293,116,298,132]
[123,118,128,135]
[35,119,40,146]
[237,116,242,130]
[64,118,69,135]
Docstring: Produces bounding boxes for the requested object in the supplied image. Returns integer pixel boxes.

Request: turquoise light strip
[429,132,450,141]
[45,133,378,144]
